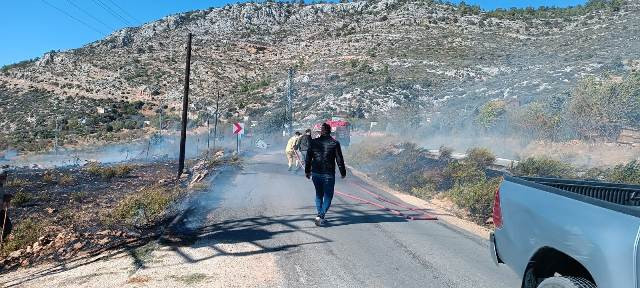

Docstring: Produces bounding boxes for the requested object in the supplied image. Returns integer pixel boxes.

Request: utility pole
[213,91,220,149]
[178,33,192,178]
[158,99,163,135]
[54,117,59,155]
[207,115,210,152]
[284,67,294,136]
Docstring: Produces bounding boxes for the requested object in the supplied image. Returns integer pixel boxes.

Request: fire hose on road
[336,182,437,221]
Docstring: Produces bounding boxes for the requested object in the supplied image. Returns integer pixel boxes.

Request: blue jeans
[312,173,335,218]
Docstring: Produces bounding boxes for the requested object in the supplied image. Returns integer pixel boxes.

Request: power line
[104,0,139,24]
[95,0,131,25]
[66,0,115,32]
[41,0,105,36]
[91,0,131,26]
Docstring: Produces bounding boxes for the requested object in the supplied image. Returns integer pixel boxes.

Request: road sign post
[233,122,244,154]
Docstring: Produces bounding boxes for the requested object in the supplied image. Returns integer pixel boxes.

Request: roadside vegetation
[347,138,640,226]
[0,89,159,152]
[0,151,232,270]
[85,163,133,179]
[460,72,640,143]
[109,185,183,227]
[347,140,501,224]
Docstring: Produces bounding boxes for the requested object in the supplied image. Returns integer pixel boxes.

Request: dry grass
[10,190,34,207]
[5,178,29,188]
[86,163,133,179]
[1,218,46,255]
[110,185,182,227]
[190,182,209,191]
[58,174,74,186]
[127,276,151,284]
[71,191,87,202]
[42,171,56,184]
[512,157,576,178]
[171,273,208,285]
[448,178,502,224]
[521,140,640,168]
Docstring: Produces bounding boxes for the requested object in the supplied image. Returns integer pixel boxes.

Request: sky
[0,0,586,66]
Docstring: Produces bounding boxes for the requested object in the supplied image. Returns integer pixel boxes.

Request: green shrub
[466,147,496,168]
[607,160,640,185]
[379,143,432,191]
[5,178,29,188]
[112,186,179,226]
[410,185,436,199]
[568,73,640,139]
[585,160,640,184]
[113,165,133,177]
[445,161,486,186]
[1,218,46,255]
[512,157,575,178]
[438,145,453,162]
[71,191,87,202]
[86,163,133,179]
[11,190,34,207]
[475,100,506,129]
[448,177,502,223]
[42,171,56,184]
[59,174,74,186]
[510,101,564,141]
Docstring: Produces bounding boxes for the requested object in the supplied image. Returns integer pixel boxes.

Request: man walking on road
[305,123,346,226]
[285,131,302,171]
[298,129,312,165]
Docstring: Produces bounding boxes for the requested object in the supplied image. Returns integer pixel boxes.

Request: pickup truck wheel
[537,276,596,288]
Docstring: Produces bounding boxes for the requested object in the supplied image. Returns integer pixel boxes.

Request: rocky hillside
[1,0,639,150]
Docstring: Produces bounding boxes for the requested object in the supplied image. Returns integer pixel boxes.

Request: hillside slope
[1,0,639,150]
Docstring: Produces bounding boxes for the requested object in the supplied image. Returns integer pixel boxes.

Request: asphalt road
[171,151,520,288]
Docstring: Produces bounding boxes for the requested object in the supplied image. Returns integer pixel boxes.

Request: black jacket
[305,135,347,177]
[298,134,311,151]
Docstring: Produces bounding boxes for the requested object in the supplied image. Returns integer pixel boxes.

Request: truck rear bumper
[489,232,503,265]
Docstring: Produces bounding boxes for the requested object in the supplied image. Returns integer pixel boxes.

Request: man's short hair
[295,131,301,136]
[305,129,311,133]
[321,123,331,135]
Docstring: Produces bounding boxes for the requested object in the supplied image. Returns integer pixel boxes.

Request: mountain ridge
[1,0,639,150]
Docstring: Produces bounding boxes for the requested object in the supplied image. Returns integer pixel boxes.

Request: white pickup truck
[491,175,640,288]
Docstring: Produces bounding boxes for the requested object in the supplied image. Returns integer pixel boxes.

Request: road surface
[1,151,519,287]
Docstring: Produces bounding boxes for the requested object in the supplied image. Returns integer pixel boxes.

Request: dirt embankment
[0,150,235,271]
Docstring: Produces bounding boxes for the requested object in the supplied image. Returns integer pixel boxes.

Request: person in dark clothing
[305,123,347,226]
[0,168,12,241]
[297,129,312,165]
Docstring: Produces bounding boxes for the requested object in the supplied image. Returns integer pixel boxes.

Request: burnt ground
[0,155,226,271]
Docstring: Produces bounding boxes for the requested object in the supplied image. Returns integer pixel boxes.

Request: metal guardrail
[426,149,519,170]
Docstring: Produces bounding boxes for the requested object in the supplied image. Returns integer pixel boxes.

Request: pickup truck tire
[537,276,596,288]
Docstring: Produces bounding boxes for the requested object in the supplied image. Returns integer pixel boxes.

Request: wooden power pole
[178,33,192,178]
[213,91,220,149]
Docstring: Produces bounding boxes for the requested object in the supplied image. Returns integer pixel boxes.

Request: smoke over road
[3,131,238,169]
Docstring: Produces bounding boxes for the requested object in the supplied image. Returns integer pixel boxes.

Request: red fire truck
[312,118,351,146]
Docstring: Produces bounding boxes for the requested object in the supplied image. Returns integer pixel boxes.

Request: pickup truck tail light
[493,187,503,229]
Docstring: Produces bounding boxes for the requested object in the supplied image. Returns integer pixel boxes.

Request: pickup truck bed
[491,175,640,288]
[519,176,640,207]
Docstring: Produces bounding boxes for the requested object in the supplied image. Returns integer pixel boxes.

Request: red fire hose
[335,185,437,221]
